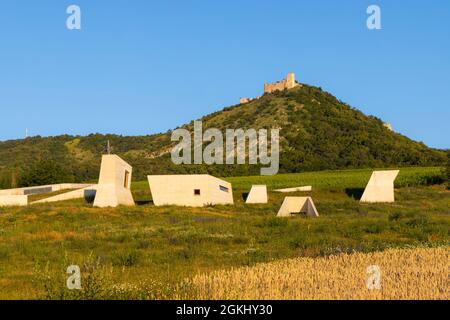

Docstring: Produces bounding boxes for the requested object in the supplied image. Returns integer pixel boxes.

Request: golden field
[189,247,449,300]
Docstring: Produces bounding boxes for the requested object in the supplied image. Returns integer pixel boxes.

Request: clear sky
[0,0,449,148]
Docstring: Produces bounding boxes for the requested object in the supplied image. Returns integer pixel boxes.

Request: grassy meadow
[0,167,448,299]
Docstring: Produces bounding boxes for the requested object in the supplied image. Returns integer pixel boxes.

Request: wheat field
[189,247,449,300]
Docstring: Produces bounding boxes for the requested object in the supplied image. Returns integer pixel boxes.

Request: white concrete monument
[0,183,92,196]
[246,185,268,204]
[0,195,28,207]
[147,174,233,207]
[32,185,97,204]
[360,170,399,203]
[93,155,135,208]
[277,197,319,217]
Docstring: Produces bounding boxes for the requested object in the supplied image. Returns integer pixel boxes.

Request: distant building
[383,123,393,131]
[264,72,300,94]
[239,96,261,104]
[240,97,254,104]
[239,72,300,104]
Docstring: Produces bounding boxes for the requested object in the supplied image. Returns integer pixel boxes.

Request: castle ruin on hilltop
[264,72,299,93]
[240,72,300,104]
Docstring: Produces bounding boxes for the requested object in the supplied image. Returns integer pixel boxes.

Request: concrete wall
[0,183,92,196]
[0,195,28,207]
[32,185,97,204]
[239,96,262,104]
[93,155,135,208]
[148,174,234,207]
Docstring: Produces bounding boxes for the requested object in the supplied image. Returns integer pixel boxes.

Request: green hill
[0,84,446,188]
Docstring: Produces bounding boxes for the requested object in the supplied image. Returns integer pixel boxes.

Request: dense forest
[0,85,447,188]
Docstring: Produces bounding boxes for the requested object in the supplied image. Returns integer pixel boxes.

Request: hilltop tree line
[0,85,447,188]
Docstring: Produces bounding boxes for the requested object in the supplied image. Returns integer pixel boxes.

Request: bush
[19,159,73,187]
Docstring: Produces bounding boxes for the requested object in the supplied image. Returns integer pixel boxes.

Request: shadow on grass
[345,188,365,200]
[135,200,153,206]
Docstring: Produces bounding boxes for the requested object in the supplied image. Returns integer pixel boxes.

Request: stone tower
[286,72,296,89]
[264,72,299,94]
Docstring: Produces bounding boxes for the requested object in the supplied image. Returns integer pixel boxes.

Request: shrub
[19,159,73,187]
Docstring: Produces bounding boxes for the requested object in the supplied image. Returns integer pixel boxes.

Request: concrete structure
[245,185,268,204]
[0,183,92,196]
[93,155,135,208]
[264,73,300,94]
[240,96,261,104]
[148,174,233,207]
[239,72,300,103]
[277,197,319,217]
[240,98,251,104]
[32,185,98,204]
[0,195,28,207]
[274,186,312,193]
[383,123,393,131]
[360,170,399,203]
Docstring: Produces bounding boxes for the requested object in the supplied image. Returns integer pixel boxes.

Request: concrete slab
[0,195,28,207]
[274,186,312,193]
[360,170,399,203]
[246,185,268,204]
[32,185,98,204]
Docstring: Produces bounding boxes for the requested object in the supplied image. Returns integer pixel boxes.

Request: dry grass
[189,247,449,300]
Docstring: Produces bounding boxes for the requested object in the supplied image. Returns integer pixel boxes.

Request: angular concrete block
[246,185,268,204]
[274,186,312,193]
[0,183,92,196]
[93,155,135,208]
[148,174,233,207]
[360,170,399,203]
[32,185,97,204]
[0,195,28,207]
[277,197,319,217]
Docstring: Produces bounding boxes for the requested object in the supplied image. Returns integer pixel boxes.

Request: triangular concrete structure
[93,155,135,208]
[277,197,319,217]
[360,170,399,203]
[245,185,268,204]
[32,185,97,204]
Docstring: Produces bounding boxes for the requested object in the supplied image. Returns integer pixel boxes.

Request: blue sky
[0,0,449,148]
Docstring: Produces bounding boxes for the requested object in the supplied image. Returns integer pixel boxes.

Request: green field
[0,167,448,299]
